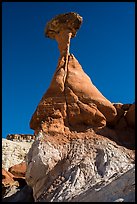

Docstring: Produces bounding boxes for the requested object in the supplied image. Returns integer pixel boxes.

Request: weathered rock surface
[2,138,33,171]
[30,12,117,135]
[125,103,135,128]
[3,12,135,202]
[106,103,135,149]
[25,131,135,202]
[2,185,34,202]
[71,166,135,202]
[45,12,83,39]
[108,103,134,129]
[2,138,34,201]
[2,169,17,190]
[25,12,135,202]
[2,168,24,200]
[30,54,117,135]
[6,134,36,142]
[9,161,26,178]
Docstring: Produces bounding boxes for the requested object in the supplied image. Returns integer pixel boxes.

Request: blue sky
[2,2,135,138]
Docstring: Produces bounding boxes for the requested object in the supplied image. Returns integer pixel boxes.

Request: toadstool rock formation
[30,12,117,135]
[45,12,82,56]
[25,12,135,202]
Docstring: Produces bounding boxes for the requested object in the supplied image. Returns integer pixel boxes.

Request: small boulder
[9,161,26,178]
[125,104,135,128]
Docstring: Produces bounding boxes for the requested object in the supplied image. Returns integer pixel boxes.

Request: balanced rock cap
[45,12,83,39]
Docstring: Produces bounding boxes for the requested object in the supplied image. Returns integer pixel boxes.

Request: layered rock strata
[6,134,36,142]
[25,131,135,202]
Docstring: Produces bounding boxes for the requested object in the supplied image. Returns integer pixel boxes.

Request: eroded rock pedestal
[25,12,135,202]
[30,12,117,135]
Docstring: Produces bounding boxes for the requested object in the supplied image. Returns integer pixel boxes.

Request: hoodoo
[30,12,117,135]
[2,12,135,202]
[25,13,134,202]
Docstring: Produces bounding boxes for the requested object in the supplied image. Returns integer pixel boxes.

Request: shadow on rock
[2,185,34,202]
